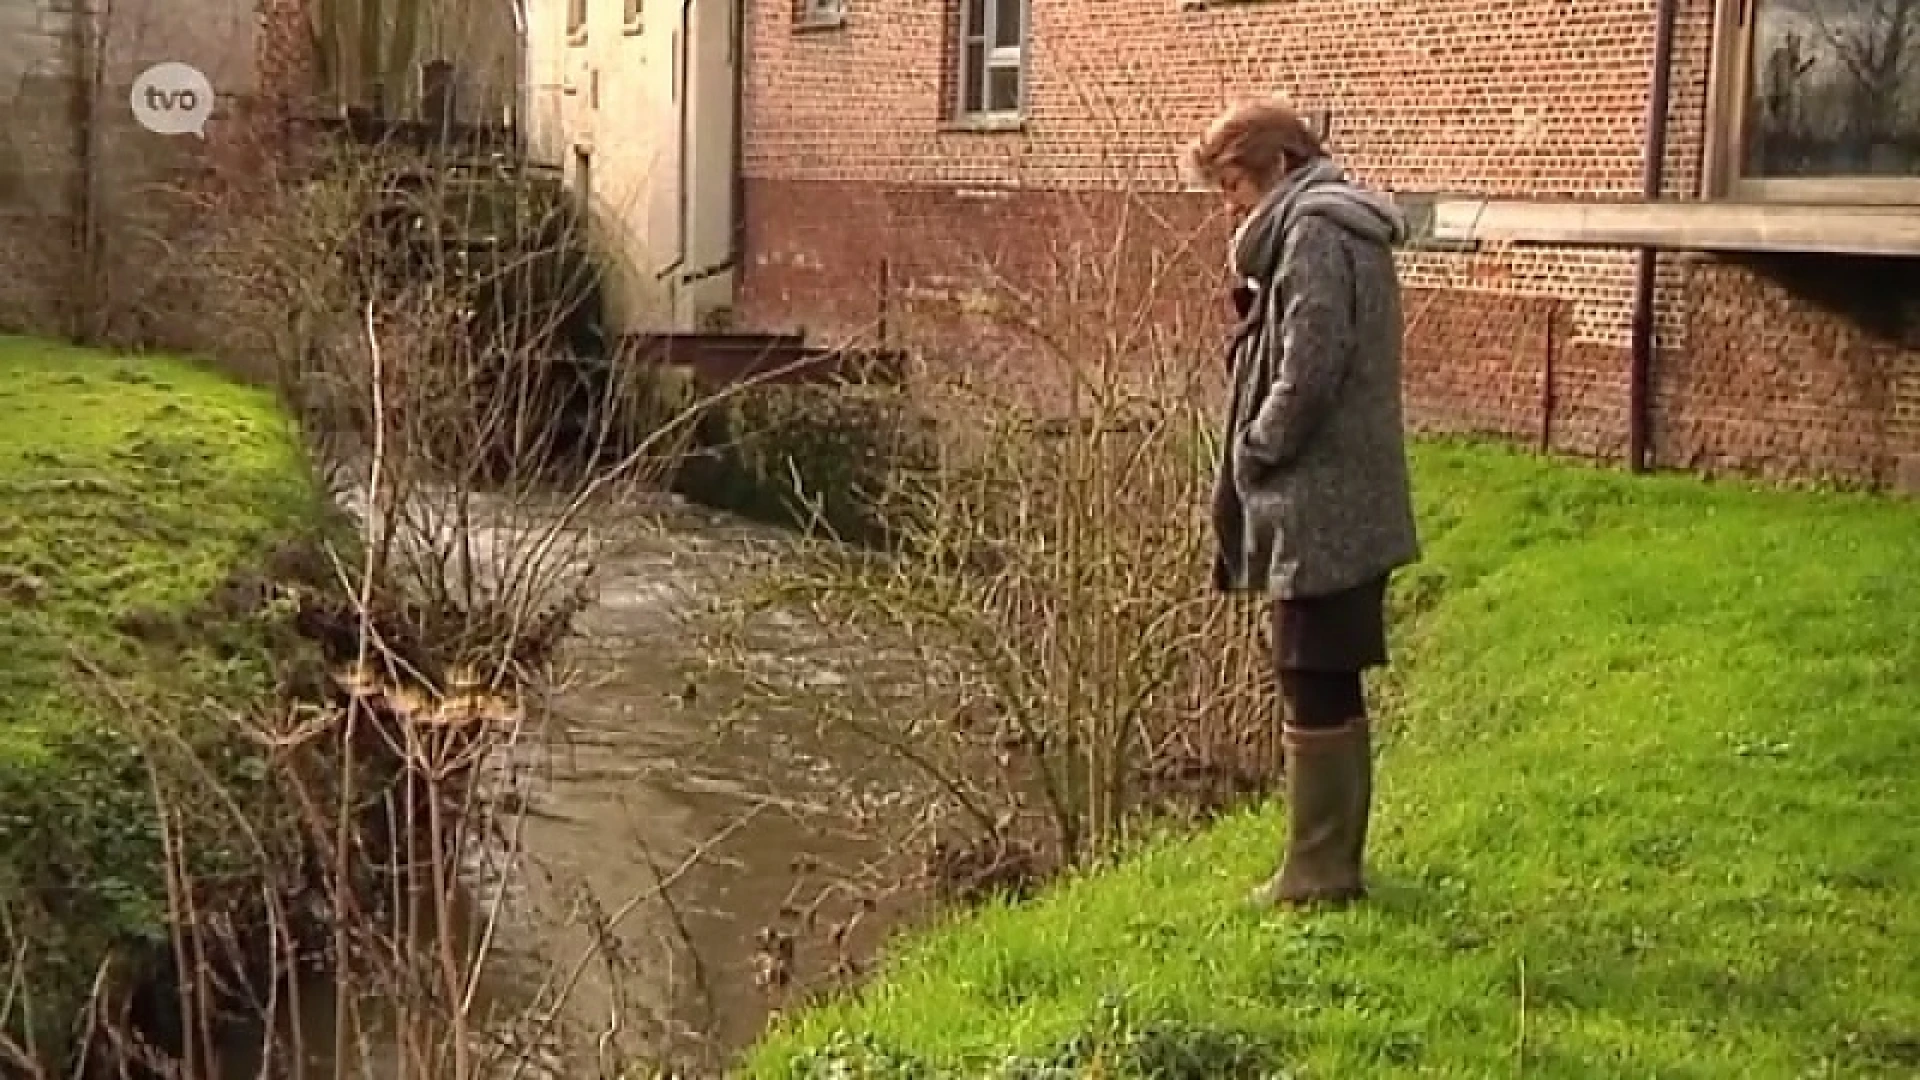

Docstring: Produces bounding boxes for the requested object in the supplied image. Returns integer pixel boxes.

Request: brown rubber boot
[1249,720,1371,908]
[1348,719,1373,873]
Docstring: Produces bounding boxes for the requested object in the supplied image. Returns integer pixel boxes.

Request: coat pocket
[1231,430,1277,495]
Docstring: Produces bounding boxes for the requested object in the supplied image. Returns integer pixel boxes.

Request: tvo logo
[130,62,214,137]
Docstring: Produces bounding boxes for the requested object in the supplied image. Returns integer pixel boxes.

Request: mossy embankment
[743,439,1920,1078]
[633,366,932,548]
[0,335,337,1064]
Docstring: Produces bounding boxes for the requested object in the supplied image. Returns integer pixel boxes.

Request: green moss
[0,335,331,1058]
[670,377,934,548]
[742,439,1920,1079]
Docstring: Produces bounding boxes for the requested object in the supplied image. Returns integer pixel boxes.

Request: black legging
[1278,669,1367,730]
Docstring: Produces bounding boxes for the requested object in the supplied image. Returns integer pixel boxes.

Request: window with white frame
[956,0,1026,118]
[624,0,642,32]
[567,0,588,38]
[1719,0,1920,201]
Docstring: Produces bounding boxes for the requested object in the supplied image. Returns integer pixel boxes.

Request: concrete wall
[678,0,736,330]
[523,0,735,333]
[423,0,520,125]
[0,0,261,339]
[1,0,84,332]
[736,0,1920,492]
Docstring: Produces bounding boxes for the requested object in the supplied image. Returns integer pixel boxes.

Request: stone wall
[0,0,84,333]
[0,0,297,343]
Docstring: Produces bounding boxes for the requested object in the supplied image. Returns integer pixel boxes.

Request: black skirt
[1270,574,1391,674]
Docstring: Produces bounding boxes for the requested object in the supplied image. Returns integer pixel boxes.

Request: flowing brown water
[221,492,929,1078]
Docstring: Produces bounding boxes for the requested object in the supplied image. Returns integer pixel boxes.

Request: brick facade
[738,0,1920,492]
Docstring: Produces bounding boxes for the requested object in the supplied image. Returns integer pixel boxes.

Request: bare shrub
[705,179,1279,944]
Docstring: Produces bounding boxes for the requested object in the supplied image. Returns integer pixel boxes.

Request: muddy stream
[222,489,932,1078]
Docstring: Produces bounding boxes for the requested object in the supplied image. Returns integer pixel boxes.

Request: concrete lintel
[1423,198,1920,258]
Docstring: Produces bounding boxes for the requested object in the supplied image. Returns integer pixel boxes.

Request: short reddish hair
[1189,96,1326,188]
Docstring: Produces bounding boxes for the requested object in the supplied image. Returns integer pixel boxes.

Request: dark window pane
[1743,0,1920,179]
[993,0,1022,48]
[962,42,985,113]
[964,0,986,37]
[986,65,1019,113]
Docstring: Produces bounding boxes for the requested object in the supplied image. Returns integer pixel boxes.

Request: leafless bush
[705,182,1279,931]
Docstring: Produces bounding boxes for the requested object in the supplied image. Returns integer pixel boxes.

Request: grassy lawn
[743,439,1920,1078]
[0,335,329,1058]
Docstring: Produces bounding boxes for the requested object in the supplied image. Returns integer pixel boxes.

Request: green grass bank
[743,440,1920,1078]
[0,336,332,1061]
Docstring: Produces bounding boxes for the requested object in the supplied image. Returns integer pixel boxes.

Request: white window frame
[624,0,642,34]
[955,0,1027,121]
[567,0,589,42]
[1705,0,1920,204]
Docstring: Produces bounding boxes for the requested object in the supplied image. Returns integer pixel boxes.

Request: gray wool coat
[1211,157,1421,600]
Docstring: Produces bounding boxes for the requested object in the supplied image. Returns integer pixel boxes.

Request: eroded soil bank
[0,336,342,1072]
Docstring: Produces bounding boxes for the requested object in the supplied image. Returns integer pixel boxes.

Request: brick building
[734,0,1920,491]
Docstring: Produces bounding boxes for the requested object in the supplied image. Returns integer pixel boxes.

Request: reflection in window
[799,0,843,24]
[957,0,1025,117]
[1744,0,1920,179]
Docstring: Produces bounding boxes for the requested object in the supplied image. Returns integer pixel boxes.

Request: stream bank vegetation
[696,136,1285,1028]
[0,335,339,1071]
[20,0,926,1070]
[742,439,1920,1077]
[3,120,786,1077]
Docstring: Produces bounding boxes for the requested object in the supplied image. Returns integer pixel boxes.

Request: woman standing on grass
[1190,97,1420,908]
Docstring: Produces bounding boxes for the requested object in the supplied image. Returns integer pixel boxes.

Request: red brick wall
[742,0,1918,490]
[1657,258,1920,487]
[746,0,1713,193]
[256,0,317,119]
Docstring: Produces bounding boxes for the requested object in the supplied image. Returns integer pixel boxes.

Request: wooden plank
[1421,198,1920,257]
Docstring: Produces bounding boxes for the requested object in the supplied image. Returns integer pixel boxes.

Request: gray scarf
[1229,157,1407,286]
